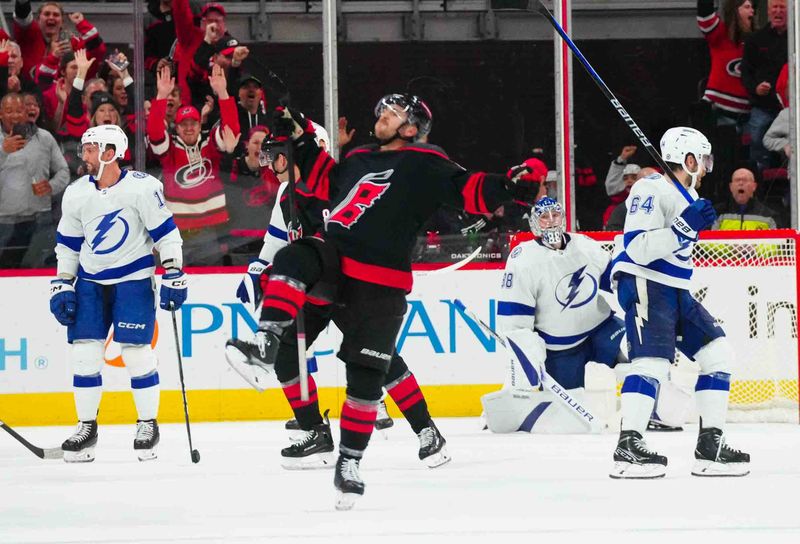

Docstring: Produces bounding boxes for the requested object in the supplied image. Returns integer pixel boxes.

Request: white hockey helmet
[660,126,713,188]
[529,196,565,249]
[81,124,128,161]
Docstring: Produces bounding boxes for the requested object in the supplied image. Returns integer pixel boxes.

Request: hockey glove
[236,258,270,309]
[671,198,717,242]
[505,164,538,204]
[160,269,188,310]
[273,106,314,141]
[506,163,533,184]
[49,278,77,325]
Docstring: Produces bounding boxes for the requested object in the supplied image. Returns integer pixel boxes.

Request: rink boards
[0,263,796,426]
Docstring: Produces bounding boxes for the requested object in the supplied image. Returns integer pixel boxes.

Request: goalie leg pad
[481,388,539,433]
[651,380,693,428]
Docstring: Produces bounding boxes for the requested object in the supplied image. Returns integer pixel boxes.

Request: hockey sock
[131,370,161,421]
[620,374,659,435]
[282,374,322,429]
[260,276,307,324]
[695,372,730,429]
[73,373,103,421]
[339,396,379,458]
[385,371,429,434]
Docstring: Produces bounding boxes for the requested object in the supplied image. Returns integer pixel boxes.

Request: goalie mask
[660,126,713,189]
[80,125,128,179]
[373,93,433,143]
[530,197,565,249]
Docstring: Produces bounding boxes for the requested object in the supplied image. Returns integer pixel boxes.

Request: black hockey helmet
[374,93,433,141]
[259,135,289,168]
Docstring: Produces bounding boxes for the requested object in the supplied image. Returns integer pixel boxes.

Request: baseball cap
[201,3,226,17]
[90,92,120,117]
[623,163,641,176]
[175,105,201,125]
[213,37,239,57]
[520,158,549,182]
[238,73,263,89]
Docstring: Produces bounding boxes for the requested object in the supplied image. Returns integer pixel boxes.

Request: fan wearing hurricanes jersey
[226,94,537,509]
[609,127,750,479]
[50,125,188,463]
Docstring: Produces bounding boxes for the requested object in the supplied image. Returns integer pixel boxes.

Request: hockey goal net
[588,229,800,423]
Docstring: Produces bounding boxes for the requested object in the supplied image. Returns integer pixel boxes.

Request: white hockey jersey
[498,234,613,351]
[257,182,289,263]
[610,173,698,290]
[55,170,183,285]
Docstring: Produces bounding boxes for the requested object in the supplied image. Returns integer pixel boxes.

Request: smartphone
[107,52,130,72]
[12,123,34,139]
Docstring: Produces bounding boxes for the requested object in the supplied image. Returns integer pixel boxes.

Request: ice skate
[284,418,305,442]
[224,330,280,391]
[62,420,98,463]
[374,399,394,439]
[692,426,750,477]
[647,418,684,432]
[280,411,335,470]
[134,419,160,462]
[610,430,667,479]
[417,420,451,468]
[334,455,364,511]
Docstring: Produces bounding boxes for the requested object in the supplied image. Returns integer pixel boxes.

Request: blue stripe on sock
[518,401,552,432]
[74,374,102,388]
[131,370,160,390]
[621,375,658,398]
[695,372,731,392]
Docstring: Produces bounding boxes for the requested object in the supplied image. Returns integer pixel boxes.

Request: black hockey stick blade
[0,421,64,460]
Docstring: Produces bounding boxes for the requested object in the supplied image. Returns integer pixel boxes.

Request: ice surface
[1,419,799,544]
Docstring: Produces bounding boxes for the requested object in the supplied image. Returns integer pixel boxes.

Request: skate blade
[423,447,452,469]
[691,460,750,477]
[225,345,272,392]
[63,447,95,463]
[281,451,336,470]
[335,490,361,511]
[374,418,394,431]
[136,448,158,462]
[609,461,666,479]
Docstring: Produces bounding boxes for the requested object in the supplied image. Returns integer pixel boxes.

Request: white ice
[1,419,799,544]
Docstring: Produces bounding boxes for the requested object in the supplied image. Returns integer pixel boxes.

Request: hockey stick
[492,0,692,204]
[416,246,483,276]
[0,420,63,460]
[453,299,604,432]
[170,308,201,463]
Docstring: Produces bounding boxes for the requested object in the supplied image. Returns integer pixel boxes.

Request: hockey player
[485,197,690,434]
[610,126,750,479]
[50,125,187,463]
[226,94,538,509]
[228,134,447,470]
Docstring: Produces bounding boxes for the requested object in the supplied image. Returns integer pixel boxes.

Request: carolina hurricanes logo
[175,159,213,188]
[327,170,393,229]
[554,265,598,311]
[727,58,743,78]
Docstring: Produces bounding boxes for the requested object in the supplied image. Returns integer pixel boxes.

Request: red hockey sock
[261,277,306,322]
[281,375,322,429]
[339,397,378,456]
[386,371,430,434]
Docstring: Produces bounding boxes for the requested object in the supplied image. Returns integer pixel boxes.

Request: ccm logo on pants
[118,322,147,330]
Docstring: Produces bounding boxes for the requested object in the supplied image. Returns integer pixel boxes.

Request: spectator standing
[603,145,640,226]
[144,0,176,78]
[0,92,69,267]
[741,0,788,171]
[604,167,658,231]
[147,65,240,265]
[712,167,779,229]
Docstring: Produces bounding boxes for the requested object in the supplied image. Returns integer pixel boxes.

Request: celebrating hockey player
[225,94,538,509]
[484,197,690,434]
[610,126,750,479]
[50,125,187,463]
[227,133,449,471]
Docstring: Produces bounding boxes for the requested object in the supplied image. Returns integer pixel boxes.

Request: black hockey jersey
[293,138,516,291]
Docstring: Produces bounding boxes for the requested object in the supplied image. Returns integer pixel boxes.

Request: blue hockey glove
[49,278,76,325]
[236,259,270,309]
[160,269,188,310]
[671,198,717,242]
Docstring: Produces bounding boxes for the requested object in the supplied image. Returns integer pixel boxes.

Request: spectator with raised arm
[144,0,176,78]
[148,64,240,265]
[741,0,788,172]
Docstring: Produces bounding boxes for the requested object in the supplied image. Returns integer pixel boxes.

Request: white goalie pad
[481,389,539,433]
[652,380,693,427]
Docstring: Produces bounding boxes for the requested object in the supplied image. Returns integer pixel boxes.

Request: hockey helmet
[530,196,565,249]
[310,121,330,150]
[660,126,713,188]
[374,93,433,140]
[80,124,128,160]
[258,135,289,169]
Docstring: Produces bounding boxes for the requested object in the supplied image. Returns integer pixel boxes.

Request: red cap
[201,3,226,17]
[175,106,200,125]
[520,158,548,182]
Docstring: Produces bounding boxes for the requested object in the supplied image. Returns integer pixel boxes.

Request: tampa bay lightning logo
[554,265,598,311]
[87,209,130,255]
